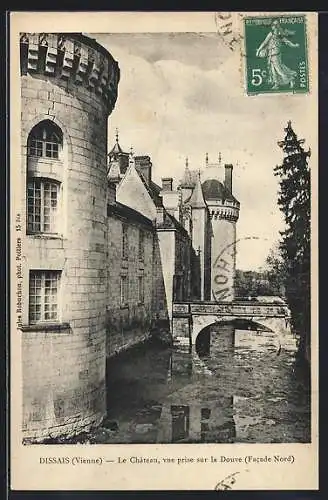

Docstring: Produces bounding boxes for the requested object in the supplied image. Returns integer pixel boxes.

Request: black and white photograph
[10,11,318,491]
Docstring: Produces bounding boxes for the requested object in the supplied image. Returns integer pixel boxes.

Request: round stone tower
[19,33,120,442]
[202,164,240,302]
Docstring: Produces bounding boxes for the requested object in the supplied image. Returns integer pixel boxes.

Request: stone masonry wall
[20,34,119,442]
[211,219,237,302]
[105,215,155,357]
[152,234,170,323]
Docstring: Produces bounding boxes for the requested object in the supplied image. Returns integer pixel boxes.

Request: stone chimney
[135,155,152,186]
[162,177,173,191]
[224,164,233,194]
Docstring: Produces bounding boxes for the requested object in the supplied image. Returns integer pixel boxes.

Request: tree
[274,121,311,362]
[235,266,282,298]
[264,244,288,297]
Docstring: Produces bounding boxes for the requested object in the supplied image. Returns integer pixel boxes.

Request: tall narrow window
[29,270,61,324]
[138,275,144,304]
[27,120,63,159]
[27,179,60,234]
[138,229,144,261]
[120,275,128,306]
[122,224,128,259]
[171,405,190,443]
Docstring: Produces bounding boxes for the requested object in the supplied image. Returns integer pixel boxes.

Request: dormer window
[27,120,63,159]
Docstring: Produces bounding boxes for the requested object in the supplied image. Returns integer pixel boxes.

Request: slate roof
[107,201,154,229]
[156,211,190,239]
[109,141,124,156]
[180,168,199,188]
[201,179,239,203]
[180,167,194,188]
[187,174,206,208]
[136,172,163,207]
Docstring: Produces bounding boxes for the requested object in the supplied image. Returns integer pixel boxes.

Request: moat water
[84,322,310,444]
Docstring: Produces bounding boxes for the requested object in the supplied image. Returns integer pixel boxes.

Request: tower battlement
[209,205,240,223]
[20,32,120,114]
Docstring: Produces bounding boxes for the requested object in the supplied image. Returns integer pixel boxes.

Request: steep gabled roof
[149,180,163,206]
[115,161,158,220]
[136,172,163,207]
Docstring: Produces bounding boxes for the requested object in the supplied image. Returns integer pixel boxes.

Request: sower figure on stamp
[256,19,299,89]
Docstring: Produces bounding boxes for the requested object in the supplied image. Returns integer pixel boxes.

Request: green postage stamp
[244,15,309,95]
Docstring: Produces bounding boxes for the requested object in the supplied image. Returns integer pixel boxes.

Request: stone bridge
[172,301,291,347]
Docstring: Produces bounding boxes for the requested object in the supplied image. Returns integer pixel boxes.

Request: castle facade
[18,32,239,443]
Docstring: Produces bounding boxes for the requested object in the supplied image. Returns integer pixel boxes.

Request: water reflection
[100,321,310,444]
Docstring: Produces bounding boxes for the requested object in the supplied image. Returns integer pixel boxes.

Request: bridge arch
[191,315,291,346]
[194,318,274,356]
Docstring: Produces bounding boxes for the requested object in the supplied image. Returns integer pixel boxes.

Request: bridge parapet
[172,300,291,347]
[173,301,290,318]
[172,303,190,314]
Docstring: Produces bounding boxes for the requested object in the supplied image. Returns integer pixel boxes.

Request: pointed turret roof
[108,129,125,156]
[110,141,123,155]
[180,157,195,188]
[188,171,206,208]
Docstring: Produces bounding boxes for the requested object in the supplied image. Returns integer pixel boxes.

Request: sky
[95,32,315,271]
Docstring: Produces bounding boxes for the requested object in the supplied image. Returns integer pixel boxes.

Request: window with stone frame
[120,275,129,306]
[122,224,128,259]
[138,229,145,261]
[171,405,190,442]
[29,270,61,324]
[27,178,60,234]
[27,120,63,159]
[137,275,144,304]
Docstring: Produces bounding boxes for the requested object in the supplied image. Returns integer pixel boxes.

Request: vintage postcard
[10,11,318,491]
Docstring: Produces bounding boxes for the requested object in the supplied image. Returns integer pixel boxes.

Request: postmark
[244,14,309,95]
[215,12,244,52]
[212,236,267,302]
[214,469,250,490]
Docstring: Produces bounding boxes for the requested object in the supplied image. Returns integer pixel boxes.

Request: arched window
[26,120,64,235]
[27,120,63,159]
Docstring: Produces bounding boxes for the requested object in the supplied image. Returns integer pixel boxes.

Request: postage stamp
[244,14,309,95]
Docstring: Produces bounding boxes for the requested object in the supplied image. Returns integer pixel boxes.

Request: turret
[202,155,240,302]
[180,157,195,202]
[19,32,120,442]
[107,129,129,182]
